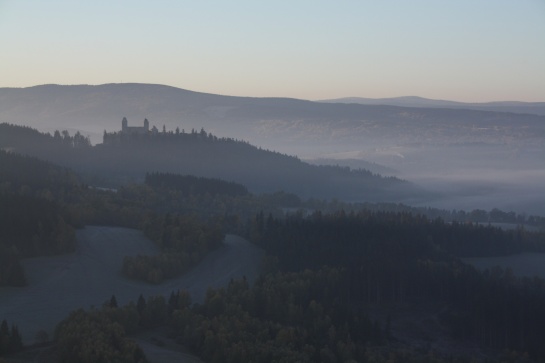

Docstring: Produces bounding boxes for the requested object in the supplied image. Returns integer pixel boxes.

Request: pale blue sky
[1,0,544,101]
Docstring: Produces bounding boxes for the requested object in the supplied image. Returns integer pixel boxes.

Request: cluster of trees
[0,320,23,356]
[122,213,224,283]
[51,291,191,363]
[54,308,147,363]
[0,124,91,167]
[170,269,384,363]
[52,129,92,148]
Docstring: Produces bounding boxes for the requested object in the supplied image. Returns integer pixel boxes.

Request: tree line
[122,213,224,283]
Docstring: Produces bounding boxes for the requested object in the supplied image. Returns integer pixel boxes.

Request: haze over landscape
[1,1,545,362]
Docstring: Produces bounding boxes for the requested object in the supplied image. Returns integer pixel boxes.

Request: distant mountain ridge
[319,96,545,115]
[2,83,543,136]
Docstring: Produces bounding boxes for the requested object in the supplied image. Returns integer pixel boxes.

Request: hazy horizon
[1,1,544,102]
[2,82,545,104]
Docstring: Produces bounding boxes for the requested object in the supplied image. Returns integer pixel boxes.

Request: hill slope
[0,123,421,202]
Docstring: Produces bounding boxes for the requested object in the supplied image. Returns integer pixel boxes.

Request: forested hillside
[0,123,420,202]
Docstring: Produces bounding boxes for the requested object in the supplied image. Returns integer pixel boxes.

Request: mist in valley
[302,142,545,216]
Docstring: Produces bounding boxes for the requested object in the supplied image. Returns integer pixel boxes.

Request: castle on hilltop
[103,117,159,144]
[121,117,152,134]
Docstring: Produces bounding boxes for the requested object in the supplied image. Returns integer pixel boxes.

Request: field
[0,226,263,345]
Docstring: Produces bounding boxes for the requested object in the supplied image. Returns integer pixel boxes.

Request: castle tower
[144,118,149,132]
[122,117,128,132]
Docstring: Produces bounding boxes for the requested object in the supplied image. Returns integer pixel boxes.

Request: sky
[1,0,544,102]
